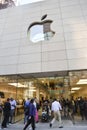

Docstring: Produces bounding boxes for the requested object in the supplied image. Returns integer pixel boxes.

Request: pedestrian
[1,98,11,129]
[84,97,87,120]
[50,98,63,128]
[78,97,85,120]
[69,98,76,124]
[34,97,40,123]
[23,98,36,130]
[9,97,16,123]
[24,98,30,124]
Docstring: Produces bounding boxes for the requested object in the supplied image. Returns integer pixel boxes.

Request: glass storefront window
[0,70,87,103]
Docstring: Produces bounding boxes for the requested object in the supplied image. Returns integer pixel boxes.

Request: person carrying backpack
[24,98,30,124]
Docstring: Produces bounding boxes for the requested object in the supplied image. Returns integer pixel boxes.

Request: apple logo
[27,14,55,43]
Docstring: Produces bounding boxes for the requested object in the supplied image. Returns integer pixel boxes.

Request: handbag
[35,110,39,122]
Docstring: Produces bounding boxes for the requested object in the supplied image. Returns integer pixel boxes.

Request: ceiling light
[71,87,80,91]
[29,89,36,92]
[77,79,87,84]
[42,80,44,83]
[71,91,75,93]
[8,83,27,88]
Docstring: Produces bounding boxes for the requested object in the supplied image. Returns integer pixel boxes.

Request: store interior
[0,70,87,102]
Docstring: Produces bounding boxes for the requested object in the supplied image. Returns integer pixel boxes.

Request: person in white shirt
[50,98,63,128]
[9,98,16,123]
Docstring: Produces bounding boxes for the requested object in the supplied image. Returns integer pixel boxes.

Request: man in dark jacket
[1,98,11,129]
[78,97,85,120]
[23,98,36,130]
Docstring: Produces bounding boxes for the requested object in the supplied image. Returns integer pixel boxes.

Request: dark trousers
[9,109,15,123]
[84,110,87,120]
[80,109,85,120]
[2,114,9,128]
[23,116,35,130]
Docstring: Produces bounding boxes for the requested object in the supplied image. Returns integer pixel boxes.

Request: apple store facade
[0,0,87,101]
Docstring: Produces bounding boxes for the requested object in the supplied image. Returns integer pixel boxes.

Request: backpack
[24,105,30,115]
[24,102,30,115]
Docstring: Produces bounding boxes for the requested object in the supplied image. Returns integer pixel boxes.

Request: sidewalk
[0,119,86,130]
[73,116,87,126]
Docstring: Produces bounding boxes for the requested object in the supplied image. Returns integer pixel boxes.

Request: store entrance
[0,70,87,122]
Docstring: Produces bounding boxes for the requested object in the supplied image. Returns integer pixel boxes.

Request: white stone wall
[0,0,87,75]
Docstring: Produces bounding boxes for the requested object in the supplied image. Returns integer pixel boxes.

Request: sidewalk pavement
[0,119,87,130]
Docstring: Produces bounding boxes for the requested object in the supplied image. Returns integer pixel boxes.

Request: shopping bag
[35,110,39,123]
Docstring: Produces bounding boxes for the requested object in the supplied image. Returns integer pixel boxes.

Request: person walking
[23,98,36,130]
[24,98,30,124]
[34,97,40,123]
[1,98,11,129]
[68,98,76,124]
[50,98,63,128]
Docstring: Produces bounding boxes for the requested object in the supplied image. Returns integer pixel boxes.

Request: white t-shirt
[33,101,37,108]
[51,101,62,111]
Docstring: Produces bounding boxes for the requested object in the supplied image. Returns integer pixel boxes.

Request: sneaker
[59,126,63,128]
[50,123,52,128]
[29,126,32,130]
